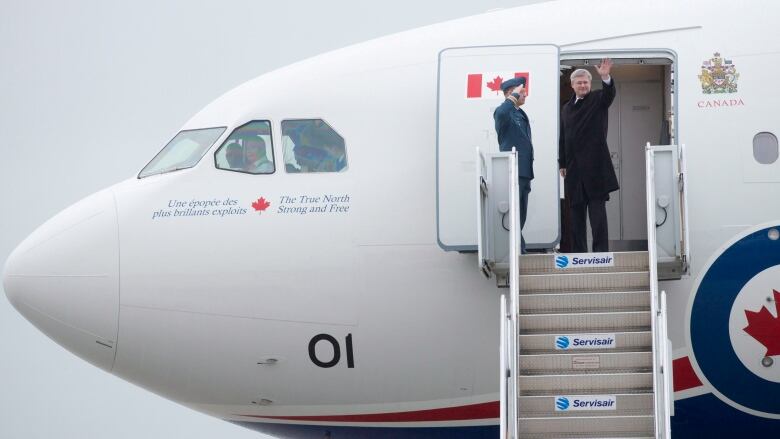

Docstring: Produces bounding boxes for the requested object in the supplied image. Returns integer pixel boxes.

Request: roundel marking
[688,224,780,417]
[728,267,780,383]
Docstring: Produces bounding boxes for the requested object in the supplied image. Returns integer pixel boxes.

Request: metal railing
[659,288,673,432]
[679,143,690,274]
[477,147,520,439]
[477,148,490,277]
[645,146,673,438]
[499,294,511,438]
[500,149,521,439]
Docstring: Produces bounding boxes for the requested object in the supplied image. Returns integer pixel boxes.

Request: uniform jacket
[494,99,534,179]
[558,79,619,203]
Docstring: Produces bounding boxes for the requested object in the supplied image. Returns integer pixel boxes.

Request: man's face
[244,140,264,162]
[571,75,591,98]
[506,86,527,105]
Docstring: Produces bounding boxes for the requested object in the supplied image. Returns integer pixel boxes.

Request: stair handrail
[498,149,521,439]
[509,148,521,438]
[477,148,491,276]
[660,289,673,438]
[679,143,691,273]
[499,293,510,438]
[645,144,672,438]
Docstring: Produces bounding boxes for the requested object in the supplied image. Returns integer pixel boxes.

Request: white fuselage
[4,1,780,437]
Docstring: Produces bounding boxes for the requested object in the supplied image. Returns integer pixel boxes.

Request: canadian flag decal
[466,72,530,99]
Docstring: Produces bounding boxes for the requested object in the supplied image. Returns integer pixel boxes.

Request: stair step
[518,415,654,437]
[519,251,649,275]
[520,306,650,315]
[521,387,655,397]
[518,288,648,296]
[518,290,651,314]
[522,367,652,376]
[519,331,652,353]
[519,271,649,293]
[519,351,653,374]
[519,311,651,333]
[519,393,654,417]
[521,436,653,439]
[518,372,653,395]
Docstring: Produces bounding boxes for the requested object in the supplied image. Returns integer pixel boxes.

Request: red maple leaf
[486,75,504,93]
[252,197,271,212]
[743,289,780,357]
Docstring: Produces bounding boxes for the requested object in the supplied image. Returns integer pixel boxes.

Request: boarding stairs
[512,251,658,438]
[478,147,680,439]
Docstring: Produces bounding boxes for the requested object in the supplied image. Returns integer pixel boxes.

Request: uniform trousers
[518,177,531,254]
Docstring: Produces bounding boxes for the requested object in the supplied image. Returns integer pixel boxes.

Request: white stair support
[508,148,521,438]
[493,148,521,439]
[646,145,672,438]
[500,294,510,439]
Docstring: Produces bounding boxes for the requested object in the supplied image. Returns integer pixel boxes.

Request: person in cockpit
[225,143,245,169]
[242,137,273,173]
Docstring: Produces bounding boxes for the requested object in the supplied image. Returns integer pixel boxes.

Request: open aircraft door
[437,45,560,251]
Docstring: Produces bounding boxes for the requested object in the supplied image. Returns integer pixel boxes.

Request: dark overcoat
[558,80,618,204]
[494,99,534,179]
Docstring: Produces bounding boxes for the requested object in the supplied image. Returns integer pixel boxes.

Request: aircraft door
[437,44,560,250]
[602,80,664,247]
[621,82,663,240]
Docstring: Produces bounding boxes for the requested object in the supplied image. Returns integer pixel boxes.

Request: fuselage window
[281,119,347,173]
[138,127,226,178]
[753,132,779,164]
[214,121,275,174]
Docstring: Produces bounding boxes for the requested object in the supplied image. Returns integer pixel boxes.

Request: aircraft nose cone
[3,189,120,371]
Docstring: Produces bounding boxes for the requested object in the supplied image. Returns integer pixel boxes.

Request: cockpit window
[214,121,275,174]
[138,127,226,178]
[281,119,348,173]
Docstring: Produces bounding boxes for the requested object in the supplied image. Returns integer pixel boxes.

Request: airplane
[4,0,780,437]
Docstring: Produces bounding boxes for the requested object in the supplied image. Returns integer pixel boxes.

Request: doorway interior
[558,56,675,252]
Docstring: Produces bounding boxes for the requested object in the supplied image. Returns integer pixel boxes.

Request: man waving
[559,59,618,253]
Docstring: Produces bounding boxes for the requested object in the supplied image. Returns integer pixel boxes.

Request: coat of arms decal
[699,52,739,94]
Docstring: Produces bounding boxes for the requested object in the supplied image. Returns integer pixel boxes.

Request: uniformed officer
[493,76,533,253]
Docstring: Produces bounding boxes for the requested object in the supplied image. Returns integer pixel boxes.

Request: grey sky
[0,1,542,437]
